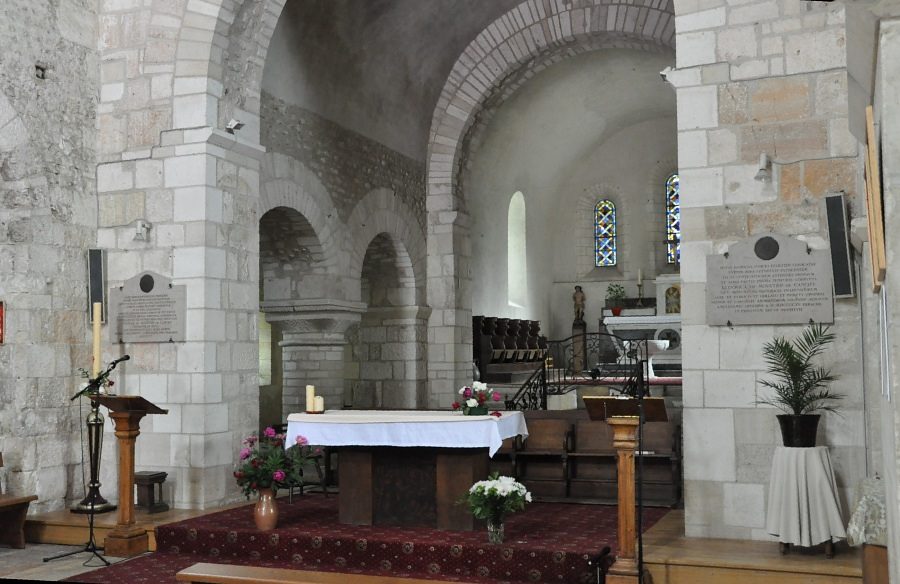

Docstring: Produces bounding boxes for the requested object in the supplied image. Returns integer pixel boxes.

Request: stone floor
[0,544,127,582]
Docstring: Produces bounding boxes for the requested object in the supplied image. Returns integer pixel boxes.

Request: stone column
[265,300,366,412]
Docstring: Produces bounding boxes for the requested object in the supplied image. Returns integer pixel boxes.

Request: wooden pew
[176,562,475,584]
[0,494,39,549]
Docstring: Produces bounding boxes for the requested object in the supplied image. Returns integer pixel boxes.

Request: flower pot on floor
[254,487,279,530]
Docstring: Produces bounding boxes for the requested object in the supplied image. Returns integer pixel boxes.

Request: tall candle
[314,395,325,413]
[91,302,102,378]
[637,269,643,286]
[306,385,315,412]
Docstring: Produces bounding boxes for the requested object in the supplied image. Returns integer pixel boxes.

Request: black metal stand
[72,400,116,514]
[43,496,110,566]
[636,340,650,583]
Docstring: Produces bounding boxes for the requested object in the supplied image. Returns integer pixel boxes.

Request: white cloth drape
[766,446,846,546]
[285,410,528,457]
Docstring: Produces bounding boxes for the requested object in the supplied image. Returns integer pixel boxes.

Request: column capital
[264,299,367,345]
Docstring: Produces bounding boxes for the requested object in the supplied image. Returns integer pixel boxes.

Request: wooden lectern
[94,396,167,557]
[583,396,668,584]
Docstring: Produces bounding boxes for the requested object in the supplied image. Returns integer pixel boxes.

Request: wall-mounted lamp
[134,219,152,241]
[754,152,771,182]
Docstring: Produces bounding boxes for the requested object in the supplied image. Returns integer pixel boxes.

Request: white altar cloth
[766,446,846,546]
[285,410,528,457]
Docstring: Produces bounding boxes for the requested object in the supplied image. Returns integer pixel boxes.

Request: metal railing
[505,332,649,410]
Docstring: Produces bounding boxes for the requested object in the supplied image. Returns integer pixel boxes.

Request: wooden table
[0,494,38,548]
[286,410,528,531]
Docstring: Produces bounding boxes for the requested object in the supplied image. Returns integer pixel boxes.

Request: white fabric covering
[285,410,528,457]
[766,446,846,546]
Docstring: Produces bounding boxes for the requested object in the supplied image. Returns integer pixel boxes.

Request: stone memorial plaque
[707,234,833,326]
[108,271,186,343]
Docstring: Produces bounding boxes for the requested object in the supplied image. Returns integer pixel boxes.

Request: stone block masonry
[0,0,99,513]
[261,93,425,231]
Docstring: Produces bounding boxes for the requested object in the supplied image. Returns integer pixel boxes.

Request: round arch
[424,0,676,403]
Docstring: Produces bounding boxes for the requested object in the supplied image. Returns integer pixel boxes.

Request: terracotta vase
[254,487,278,530]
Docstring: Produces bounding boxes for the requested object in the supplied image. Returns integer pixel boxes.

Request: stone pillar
[265,300,366,412]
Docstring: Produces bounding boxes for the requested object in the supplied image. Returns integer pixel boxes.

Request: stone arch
[260,153,341,274]
[346,189,426,307]
[424,0,676,404]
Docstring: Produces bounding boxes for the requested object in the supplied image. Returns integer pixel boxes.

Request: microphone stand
[46,356,130,565]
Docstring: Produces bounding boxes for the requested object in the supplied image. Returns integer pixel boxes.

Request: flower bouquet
[465,473,532,543]
[452,381,501,415]
[233,427,312,497]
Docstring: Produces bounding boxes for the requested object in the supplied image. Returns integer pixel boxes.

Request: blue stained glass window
[594,200,617,267]
[666,173,680,264]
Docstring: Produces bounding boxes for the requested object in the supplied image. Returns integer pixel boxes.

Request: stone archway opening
[350,232,422,409]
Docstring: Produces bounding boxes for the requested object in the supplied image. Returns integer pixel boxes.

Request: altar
[285,410,528,531]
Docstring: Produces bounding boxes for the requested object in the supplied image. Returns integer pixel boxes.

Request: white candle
[91,302,102,378]
[637,269,643,286]
[314,395,325,413]
[306,385,315,412]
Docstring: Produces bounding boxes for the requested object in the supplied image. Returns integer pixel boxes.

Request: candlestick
[314,395,324,413]
[91,302,102,378]
[306,385,315,412]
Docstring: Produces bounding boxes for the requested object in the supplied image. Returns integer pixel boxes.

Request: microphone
[111,354,131,365]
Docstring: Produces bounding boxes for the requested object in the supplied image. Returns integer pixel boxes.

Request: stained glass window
[594,199,616,267]
[666,173,680,264]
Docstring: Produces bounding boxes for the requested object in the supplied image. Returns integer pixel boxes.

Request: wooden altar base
[643,510,862,584]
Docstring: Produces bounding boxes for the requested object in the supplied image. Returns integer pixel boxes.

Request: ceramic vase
[254,487,278,530]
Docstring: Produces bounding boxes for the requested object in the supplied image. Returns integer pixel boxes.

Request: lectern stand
[94,396,167,557]
[583,396,668,584]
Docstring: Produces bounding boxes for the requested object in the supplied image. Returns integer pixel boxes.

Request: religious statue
[573,285,586,322]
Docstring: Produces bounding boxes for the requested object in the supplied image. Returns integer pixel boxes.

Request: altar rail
[505,332,650,410]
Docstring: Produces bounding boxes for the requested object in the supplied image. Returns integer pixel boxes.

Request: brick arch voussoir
[347,190,427,305]
[426,0,675,212]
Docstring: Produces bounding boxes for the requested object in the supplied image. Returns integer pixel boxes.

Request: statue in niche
[665,286,681,314]
[573,285,586,323]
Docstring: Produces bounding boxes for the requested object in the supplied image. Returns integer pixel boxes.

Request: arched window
[508,191,527,307]
[594,199,617,267]
[666,173,680,265]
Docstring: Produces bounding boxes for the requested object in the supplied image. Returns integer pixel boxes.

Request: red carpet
[64,496,668,584]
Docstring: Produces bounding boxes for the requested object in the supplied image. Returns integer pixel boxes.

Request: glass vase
[487,518,504,544]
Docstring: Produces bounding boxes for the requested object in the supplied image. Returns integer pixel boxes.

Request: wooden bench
[489,410,682,507]
[176,562,475,584]
[0,494,38,548]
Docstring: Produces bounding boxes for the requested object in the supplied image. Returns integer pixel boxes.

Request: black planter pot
[776,414,821,447]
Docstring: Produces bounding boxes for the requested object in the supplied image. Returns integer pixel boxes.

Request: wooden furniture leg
[606,417,640,584]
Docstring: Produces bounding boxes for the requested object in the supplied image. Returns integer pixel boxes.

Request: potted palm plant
[605,283,626,316]
[756,323,840,447]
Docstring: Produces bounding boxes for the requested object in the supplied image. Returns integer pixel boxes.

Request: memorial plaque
[108,271,186,343]
[707,234,833,326]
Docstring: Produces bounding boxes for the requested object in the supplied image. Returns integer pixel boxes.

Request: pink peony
[272,470,285,482]
[295,434,309,446]
[239,447,251,460]
[463,387,472,398]
[263,427,276,438]
[491,391,501,401]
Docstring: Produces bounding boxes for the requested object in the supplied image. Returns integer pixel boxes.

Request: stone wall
[261,93,425,231]
[0,0,99,513]
[670,0,870,539]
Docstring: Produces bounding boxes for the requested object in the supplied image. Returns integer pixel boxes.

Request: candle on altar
[637,269,643,286]
[314,396,325,413]
[306,385,315,412]
[91,302,102,378]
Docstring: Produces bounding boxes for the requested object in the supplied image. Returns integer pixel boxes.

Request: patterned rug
[64,497,668,584]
